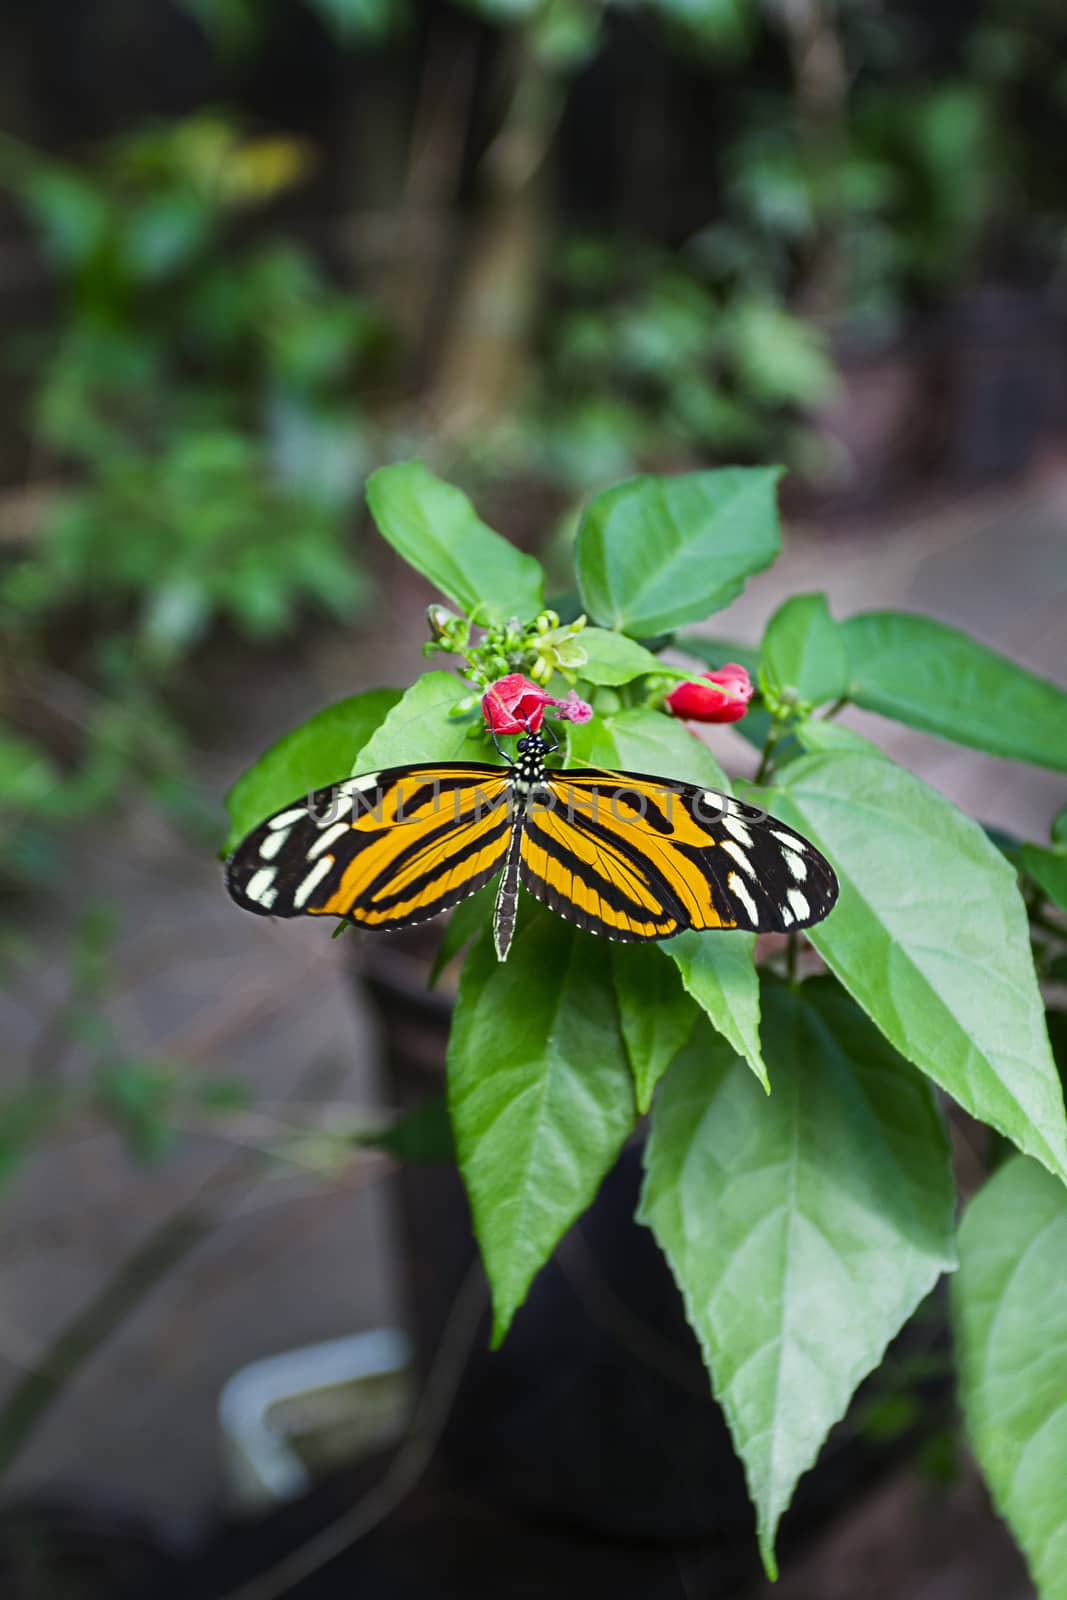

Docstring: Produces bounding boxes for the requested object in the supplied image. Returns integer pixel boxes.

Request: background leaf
[577,626,685,686]
[640,981,956,1576]
[350,671,484,773]
[611,944,698,1112]
[449,913,635,1345]
[222,686,402,852]
[794,718,885,758]
[953,1155,1067,1600]
[761,592,849,709]
[842,611,1067,772]
[574,468,782,637]
[774,751,1067,1181]
[366,460,545,625]
[1021,843,1067,915]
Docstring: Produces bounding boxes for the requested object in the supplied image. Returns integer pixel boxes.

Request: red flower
[667,664,753,724]
[482,674,550,734]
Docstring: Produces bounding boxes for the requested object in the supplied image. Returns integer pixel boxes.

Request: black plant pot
[357,932,950,1587]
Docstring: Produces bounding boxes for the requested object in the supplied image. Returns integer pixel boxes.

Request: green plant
[0,114,382,878]
[519,236,838,490]
[226,459,1067,1585]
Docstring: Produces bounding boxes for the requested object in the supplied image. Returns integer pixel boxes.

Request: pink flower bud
[666,663,753,725]
[481,673,550,734]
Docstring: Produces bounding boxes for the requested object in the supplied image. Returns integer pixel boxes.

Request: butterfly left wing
[226,762,513,931]
[521,767,837,940]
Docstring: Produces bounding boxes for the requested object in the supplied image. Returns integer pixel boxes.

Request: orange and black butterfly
[225,726,838,960]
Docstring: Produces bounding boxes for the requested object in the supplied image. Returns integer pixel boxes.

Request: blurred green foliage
[0,114,382,880]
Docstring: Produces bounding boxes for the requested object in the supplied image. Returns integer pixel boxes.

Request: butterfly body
[225,732,838,960]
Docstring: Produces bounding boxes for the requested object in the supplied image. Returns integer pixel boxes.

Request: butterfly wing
[519,767,837,940]
[226,762,513,931]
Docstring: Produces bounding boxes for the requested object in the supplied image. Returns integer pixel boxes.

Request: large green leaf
[842,611,1067,772]
[662,931,766,1090]
[574,469,782,637]
[640,981,956,1576]
[954,1155,1067,1600]
[566,705,729,791]
[449,914,635,1345]
[761,593,849,710]
[350,671,484,773]
[774,751,1067,1181]
[611,944,698,1113]
[222,687,402,853]
[365,461,544,625]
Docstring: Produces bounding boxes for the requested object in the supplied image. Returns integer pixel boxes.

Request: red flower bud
[666,663,753,725]
[482,673,550,734]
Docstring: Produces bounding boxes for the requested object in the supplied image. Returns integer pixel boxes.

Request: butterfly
[225,724,838,961]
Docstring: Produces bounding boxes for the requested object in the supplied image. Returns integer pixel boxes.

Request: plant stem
[754,723,785,785]
[786,932,799,987]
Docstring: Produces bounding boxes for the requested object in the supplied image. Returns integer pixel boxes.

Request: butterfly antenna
[489,727,514,764]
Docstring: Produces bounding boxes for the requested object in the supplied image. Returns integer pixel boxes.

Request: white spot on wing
[308,822,349,859]
[781,903,795,927]
[721,839,754,877]
[782,848,807,882]
[246,867,277,905]
[787,888,810,922]
[771,829,799,849]
[728,870,760,927]
[259,828,289,860]
[268,808,307,830]
[341,772,380,795]
[723,814,754,849]
[293,855,335,908]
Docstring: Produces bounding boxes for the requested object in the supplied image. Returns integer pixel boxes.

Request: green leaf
[366,461,544,626]
[448,914,635,1345]
[566,705,729,792]
[774,751,1067,1181]
[841,611,1067,772]
[611,944,698,1113]
[1021,844,1067,915]
[223,687,403,853]
[428,883,498,989]
[953,1155,1067,1600]
[350,672,484,773]
[577,626,683,687]
[1053,807,1067,848]
[662,931,767,1090]
[794,718,884,758]
[574,469,782,637]
[761,593,849,710]
[355,1096,456,1163]
[640,981,956,1576]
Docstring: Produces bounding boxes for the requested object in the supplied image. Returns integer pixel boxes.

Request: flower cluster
[425,606,589,690]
